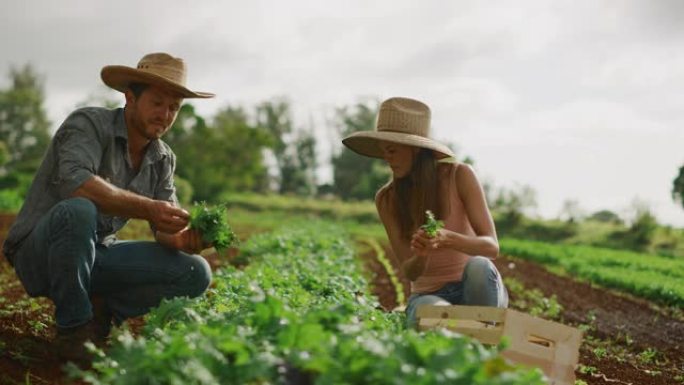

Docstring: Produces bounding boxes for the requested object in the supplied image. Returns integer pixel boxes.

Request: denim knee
[183,254,212,298]
[405,294,450,329]
[463,256,507,307]
[52,197,97,230]
[464,256,497,280]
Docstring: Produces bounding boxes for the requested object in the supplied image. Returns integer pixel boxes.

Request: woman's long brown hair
[392,148,447,240]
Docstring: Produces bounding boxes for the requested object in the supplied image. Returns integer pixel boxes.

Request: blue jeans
[12,197,212,329]
[405,256,508,329]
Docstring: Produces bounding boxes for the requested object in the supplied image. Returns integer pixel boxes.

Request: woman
[342,97,508,328]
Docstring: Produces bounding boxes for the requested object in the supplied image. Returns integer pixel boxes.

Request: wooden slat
[416,304,506,322]
[503,310,582,366]
[417,305,582,385]
[502,350,577,385]
[419,318,503,344]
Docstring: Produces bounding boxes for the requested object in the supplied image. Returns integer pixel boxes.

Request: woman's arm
[411,164,499,258]
[401,254,429,281]
[375,187,428,281]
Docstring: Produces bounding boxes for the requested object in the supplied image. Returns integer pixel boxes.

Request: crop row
[500,238,684,308]
[74,222,545,384]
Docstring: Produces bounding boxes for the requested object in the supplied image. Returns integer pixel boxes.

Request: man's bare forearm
[71,175,153,220]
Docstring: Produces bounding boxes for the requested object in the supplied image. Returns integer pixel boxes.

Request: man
[2,53,214,361]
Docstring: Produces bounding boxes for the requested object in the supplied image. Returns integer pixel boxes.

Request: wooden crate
[416,305,582,385]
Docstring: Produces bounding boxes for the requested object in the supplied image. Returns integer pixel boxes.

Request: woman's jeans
[12,197,212,329]
[405,256,508,329]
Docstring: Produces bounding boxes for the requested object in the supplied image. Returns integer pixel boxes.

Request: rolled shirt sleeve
[154,151,179,206]
[53,112,104,199]
[149,149,180,235]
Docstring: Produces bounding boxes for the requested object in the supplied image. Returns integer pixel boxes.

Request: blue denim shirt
[2,107,178,262]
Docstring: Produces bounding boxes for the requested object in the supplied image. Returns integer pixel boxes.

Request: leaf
[420,210,444,238]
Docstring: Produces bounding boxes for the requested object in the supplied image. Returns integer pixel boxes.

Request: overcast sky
[2,0,683,226]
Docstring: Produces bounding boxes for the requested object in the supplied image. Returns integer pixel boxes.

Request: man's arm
[72,175,189,234]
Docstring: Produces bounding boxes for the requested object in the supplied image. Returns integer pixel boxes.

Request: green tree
[0,64,51,175]
[255,98,318,195]
[0,141,8,168]
[169,105,271,201]
[279,130,317,195]
[331,101,391,200]
[672,165,684,209]
[558,199,584,223]
[587,209,623,224]
[488,184,538,226]
[256,98,291,171]
[608,200,658,251]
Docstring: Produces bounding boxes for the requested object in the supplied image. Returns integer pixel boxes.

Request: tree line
[0,65,397,205]
[0,64,682,256]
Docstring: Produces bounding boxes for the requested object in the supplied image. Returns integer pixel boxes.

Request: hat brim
[101,65,214,99]
[342,131,455,161]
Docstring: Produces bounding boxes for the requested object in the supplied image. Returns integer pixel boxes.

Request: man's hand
[148,200,190,234]
[159,227,210,254]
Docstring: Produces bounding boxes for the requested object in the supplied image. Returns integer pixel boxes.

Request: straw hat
[342,97,455,160]
[101,52,214,99]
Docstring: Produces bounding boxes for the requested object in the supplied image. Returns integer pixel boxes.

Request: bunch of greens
[189,202,238,251]
[421,210,444,238]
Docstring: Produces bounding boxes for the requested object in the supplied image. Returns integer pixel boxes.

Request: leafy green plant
[75,223,546,385]
[421,210,443,238]
[504,277,562,320]
[500,238,684,307]
[637,347,659,365]
[189,202,238,251]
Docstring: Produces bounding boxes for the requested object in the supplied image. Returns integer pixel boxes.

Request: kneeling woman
[342,97,508,328]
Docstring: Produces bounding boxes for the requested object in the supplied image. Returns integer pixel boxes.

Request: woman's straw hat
[342,97,454,160]
[101,52,214,99]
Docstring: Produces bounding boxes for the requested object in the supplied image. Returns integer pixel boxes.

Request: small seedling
[420,210,444,238]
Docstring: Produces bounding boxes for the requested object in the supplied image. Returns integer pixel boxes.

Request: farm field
[0,200,683,384]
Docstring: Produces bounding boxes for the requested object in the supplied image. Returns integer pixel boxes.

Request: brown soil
[359,243,684,385]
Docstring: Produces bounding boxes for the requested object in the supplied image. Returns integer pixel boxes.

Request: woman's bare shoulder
[437,161,462,179]
[453,162,477,182]
[375,182,393,208]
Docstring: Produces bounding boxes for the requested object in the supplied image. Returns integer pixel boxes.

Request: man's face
[126,85,182,141]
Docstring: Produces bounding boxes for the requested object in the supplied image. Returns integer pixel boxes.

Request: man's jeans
[12,197,212,329]
[405,256,508,329]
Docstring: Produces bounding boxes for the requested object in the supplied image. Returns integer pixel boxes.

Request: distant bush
[587,210,623,225]
[496,217,577,243]
[0,189,22,213]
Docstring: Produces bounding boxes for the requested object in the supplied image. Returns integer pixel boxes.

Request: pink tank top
[376,163,477,294]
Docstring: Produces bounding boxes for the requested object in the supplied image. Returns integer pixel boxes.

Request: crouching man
[2,53,215,362]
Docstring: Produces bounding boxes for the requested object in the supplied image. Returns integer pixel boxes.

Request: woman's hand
[410,228,453,257]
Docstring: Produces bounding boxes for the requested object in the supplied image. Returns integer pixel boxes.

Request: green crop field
[73,222,545,384]
[500,238,684,308]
